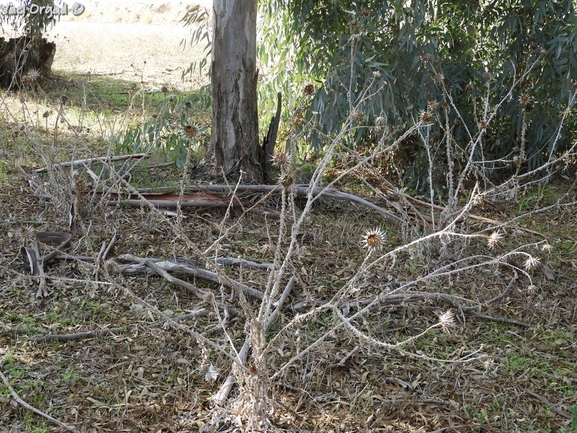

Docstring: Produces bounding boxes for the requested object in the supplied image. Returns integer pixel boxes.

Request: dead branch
[116,254,265,300]
[143,259,213,302]
[525,390,571,419]
[0,369,80,432]
[213,257,274,270]
[35,310,207,343]
[377,185,549,237]
[33,153,147,173]
[192,184,404,223]
[327,345,360,369]
[52,253,273,270]
[95,231,117,279]
[95,191,281,217]
[291,281,532,329]
[212,276,296,404]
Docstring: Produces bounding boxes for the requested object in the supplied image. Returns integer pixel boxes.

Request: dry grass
[1,158,576,432]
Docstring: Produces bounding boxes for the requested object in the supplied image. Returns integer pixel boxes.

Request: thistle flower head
[23,68,40,83]
[541,243,553,254]
[17,225,35,242]
[471,192,485,206]
[361,227,386,251]
[434,73,445,84]
[352,110,365,122]
[438,310,455,333]
[279,173,294,188]
[487,231,503,249]
[419,110,433,123]
[182,124,199,140]
[524,256,541,270]
[272,151,288,167]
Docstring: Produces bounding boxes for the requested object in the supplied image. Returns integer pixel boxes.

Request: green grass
[559,405,577,433]
[61,369,78,383]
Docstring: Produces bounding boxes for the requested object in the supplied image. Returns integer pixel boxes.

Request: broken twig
[0,369,80,432]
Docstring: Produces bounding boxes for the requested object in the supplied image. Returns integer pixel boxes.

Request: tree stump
[0,35,56,89]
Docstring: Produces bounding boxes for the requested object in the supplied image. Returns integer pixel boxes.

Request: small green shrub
[115,91,210,167]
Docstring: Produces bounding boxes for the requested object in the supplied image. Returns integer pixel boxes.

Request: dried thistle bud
[419,110,433,123]
[303,83,315,96]
[23,69,40,83]
[524,256,541,270]
[362,228,386,251]
[352,110,365,122]
[434,73,444,84]
[183,124,198,140]
[438,310,455,333]
[279,174,293,188]
[272,151,288,167]
[486,231,503,249]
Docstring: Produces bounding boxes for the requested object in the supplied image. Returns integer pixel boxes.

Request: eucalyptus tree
[211,0,262,182]
[260,0,577,192]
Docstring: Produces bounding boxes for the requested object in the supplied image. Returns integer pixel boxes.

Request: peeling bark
[211,0,260,182]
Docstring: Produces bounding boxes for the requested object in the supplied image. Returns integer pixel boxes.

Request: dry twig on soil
[116,254,265,300]
[0,369,80,432]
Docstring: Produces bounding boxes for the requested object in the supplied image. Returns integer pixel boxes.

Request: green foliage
[115,91,210,167]
[559,405,577,433]
[0,0,60,36]
[180,4,212,78]
[260,0,577,193]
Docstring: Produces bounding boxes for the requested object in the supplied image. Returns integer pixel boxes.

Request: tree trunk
[211,0,261,182]
[0,35,55,89]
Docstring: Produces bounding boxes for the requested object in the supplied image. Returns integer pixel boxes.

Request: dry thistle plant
[198,57,577,430]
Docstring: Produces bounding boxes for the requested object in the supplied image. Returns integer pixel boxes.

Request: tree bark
[0,36,55,89]
[211,0,260,182]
